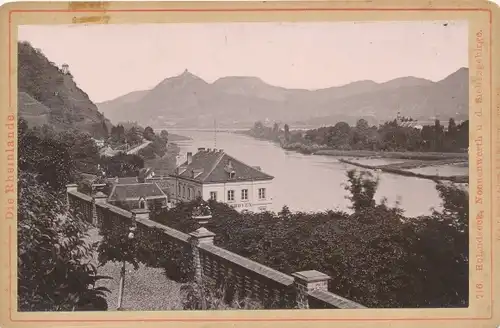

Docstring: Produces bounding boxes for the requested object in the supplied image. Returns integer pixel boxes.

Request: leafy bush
[343,169,379,212]
[99,153,144,178]
[181,278,263,310]
[153,170,468,308]
[18,171,111,311]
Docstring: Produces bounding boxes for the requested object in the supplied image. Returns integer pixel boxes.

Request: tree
[18,171,111,311]
[126,126,142,145]
[352,119,370,148]
[56,130,100,175]
[18,119,77,192]
[110,124,126,145]
[273,123,280,134]
[355,119,369,131]
[160,130,169,143]
[253,121,265,131]
[447,118,457,136]
[100,153,144,178]
[284,124,290,142]
[143,126,156,141]
[327,122,351,149]
[343,169,379,213]
[434,119,444,151]
[456,120,469,150]
[102,120,109,139]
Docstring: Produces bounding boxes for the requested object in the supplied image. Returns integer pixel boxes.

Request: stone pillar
[65,183,78,206]
[92,183,107,194]
[189,227,215,310]
[292,270,331,309]
[131,208,150,221]
[189,227,215,283]
[93,191,108,226]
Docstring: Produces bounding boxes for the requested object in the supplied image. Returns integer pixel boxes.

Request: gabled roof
[170,149,274,183]
[108,183,167,201]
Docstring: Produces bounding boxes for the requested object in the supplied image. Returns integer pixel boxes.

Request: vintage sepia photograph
[15,18,471,313]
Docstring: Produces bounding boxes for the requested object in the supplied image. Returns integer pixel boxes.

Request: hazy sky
[18,21,468,103]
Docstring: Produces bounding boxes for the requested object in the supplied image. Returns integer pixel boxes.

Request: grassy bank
[168,133,192,142]
[238,130,468,161]
[381,158,468,170]
[316,149,468,160]
[339,158,468,183]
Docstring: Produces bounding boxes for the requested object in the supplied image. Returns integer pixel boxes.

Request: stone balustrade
[66,184,366,309]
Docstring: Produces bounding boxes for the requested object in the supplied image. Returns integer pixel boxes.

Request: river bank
[236,131,468,183]
[167,133,192,142]
[237,131,468,161]
[315,149,468,160]
[339,158,468,183]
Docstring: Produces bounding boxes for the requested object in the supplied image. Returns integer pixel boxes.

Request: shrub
[18,171,111,311]
[180,278,263,310]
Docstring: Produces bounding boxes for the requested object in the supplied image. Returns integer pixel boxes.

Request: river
[169,130,446,217]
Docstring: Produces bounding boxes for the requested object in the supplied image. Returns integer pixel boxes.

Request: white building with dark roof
[108,182,168,210]
[169,148,274,212]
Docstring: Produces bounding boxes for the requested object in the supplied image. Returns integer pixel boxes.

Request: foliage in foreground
[153,169,468,308]
[18,171,111,311]
[181,279,264,310]
[94,160,468,309]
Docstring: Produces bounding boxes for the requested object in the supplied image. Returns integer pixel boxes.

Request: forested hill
[18,41,111,136]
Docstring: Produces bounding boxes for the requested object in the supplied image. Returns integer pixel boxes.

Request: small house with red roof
[169,148,274,212]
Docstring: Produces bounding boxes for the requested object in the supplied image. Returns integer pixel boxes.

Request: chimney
[219,149,224,153]
[187,152,193,165]
[198,147,205,152]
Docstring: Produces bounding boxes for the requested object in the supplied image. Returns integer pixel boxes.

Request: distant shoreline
[165,133,192,142]
[339,158,468,183]
[235,129,468,161]
[313,149,468,160]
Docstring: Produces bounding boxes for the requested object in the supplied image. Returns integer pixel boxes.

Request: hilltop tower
[61,63,69,75]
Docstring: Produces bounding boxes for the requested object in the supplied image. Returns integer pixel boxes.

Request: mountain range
[98,67,469,129]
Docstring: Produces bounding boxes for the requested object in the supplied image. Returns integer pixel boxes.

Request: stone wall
[67,186,94,224]
[67,184,365,310]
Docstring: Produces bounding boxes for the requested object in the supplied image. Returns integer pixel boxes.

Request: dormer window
[229,172,235,179]
[138,197,146,209]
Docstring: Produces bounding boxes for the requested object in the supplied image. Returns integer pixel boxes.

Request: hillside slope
[18,41,111,134]
[18,91,51,127]
[98,67,468,128]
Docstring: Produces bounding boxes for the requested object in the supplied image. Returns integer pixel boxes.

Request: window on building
[258,188,266,200]
[177,184,180,196]
[182,186,185,198]
[188,188,192,199]
[197,190,202,199]
[229,172,235,179]
[139,199,145,209]
[227,190,235,201]
[210,191,217,201]
[241,189,248,200]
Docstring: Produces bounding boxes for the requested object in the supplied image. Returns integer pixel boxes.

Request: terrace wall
[66,184,365,310]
